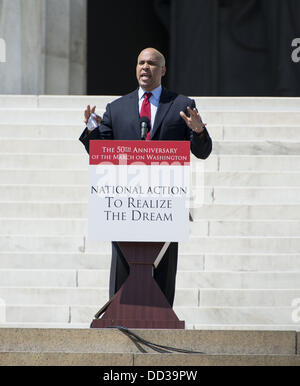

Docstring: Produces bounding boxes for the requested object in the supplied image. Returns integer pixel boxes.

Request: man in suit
[79,47,212,307]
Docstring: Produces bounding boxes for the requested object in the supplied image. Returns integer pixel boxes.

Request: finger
[84,109,89,124]
[180,110,189,123]
[188,106,198,118]
[194,108,201,118]
[187,106,194,116]
[91,105,96,114]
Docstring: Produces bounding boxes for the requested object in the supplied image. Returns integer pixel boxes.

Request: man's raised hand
[84,105,102,126]
[180,106,206,134]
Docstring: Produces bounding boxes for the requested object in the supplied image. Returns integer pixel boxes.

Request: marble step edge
[2,105,300,111]
[1,153,300,159]
[1,268,300,274]
[0,322,298,331]
[1,234,300,239]
[1,217,300,222]
[1,287,300,295]
[0,251,299,255]
[2,169,300,174]
[1,137,300,143]
[2,124,300,129]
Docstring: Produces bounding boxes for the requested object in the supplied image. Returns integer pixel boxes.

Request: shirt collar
[138,85,162,101]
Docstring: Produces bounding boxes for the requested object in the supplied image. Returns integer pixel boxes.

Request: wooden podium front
[91,242,184,329]
[88,140,190,329]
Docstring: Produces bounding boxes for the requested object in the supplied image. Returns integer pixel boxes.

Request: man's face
[136,49,166,91]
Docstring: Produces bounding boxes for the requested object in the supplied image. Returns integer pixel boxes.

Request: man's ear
[161,66,166,77]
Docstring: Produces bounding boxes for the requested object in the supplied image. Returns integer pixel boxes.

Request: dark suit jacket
[79,87,212,306]
[79,88,212,159]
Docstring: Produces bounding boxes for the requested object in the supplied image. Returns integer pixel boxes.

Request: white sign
[88,140,190,242]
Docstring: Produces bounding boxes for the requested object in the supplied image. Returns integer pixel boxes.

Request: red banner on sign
[89,140,190,166]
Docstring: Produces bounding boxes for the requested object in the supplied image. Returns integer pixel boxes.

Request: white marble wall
[0,0,87,95]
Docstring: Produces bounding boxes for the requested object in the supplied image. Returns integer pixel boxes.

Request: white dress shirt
[87,85,163,133]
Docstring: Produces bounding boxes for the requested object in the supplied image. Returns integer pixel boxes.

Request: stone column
[69,0,87,95]
[0,0,87,95]
[0,0,23,93]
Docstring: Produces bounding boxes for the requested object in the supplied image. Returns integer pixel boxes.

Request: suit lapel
[151,88,175,139]
[128,89,140,138]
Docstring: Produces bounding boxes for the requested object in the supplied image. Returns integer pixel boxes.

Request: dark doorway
[87,0,300,97]
[87,0,169,95]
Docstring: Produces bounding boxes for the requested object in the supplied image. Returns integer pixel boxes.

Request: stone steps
[1,268,300,289]
[1,138,300,155]
[0,95,299,330]
[1,95,300,110]
[77,270,300,289]
[0,287,198,307]
[0,235,300,253]
[3,304,297,325]
[3,107,300,125]
[0,327,297,353]
[1,218,300,236]
[2,154,300,171]
[1,287,300,308]
[1,202,300,220]
[2,186,300,205]
[1,351,300,366]
[2,124,300,141]
[0,169,299,186]
[0,328,298,366]
[0,252,299,271]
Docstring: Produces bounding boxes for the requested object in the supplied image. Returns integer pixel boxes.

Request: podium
[88,140,190,329]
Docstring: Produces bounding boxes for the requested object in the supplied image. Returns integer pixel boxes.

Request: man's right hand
[84,105,102,128]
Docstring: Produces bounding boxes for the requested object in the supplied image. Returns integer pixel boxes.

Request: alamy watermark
[0,297,6,323]
[291,38,300,63]
[0,38,6,63]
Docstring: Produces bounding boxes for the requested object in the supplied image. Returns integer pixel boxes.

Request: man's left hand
[180,106,206,134]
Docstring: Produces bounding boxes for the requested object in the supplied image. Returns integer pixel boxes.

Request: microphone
[140,116,150,140]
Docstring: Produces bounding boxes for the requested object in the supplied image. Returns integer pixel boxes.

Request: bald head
[136,48,166,91]
[138,47,166,67]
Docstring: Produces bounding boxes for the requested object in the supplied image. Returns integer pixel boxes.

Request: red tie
[140,92,152,140]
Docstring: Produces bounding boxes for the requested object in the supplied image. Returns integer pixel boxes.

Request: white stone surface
[0,96,300,330]
[193,97,300,111]
[67,304,298,325]
[0,269,76,287]
[192,204,300,220]
[77,269,300,290]
[212,188,300,204]
[0,138,83,154]
[0,218,88,235]
[6,305,70,323]
[0,287,108,305]
[207,220,300,236]
[175,307,297,325]
[213,141,300,155]
[0,186,88,202]
[223,126,300,140]
[204,254,300,272]
[0,96,38,107]
[0,0,87,95]
[1,168,299,187]
[219,155,300,171]
[0,153,87,169]
[200,289,300,307]
[0,202,88,218]
[0,252,110,269]
[0,125,83,139]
